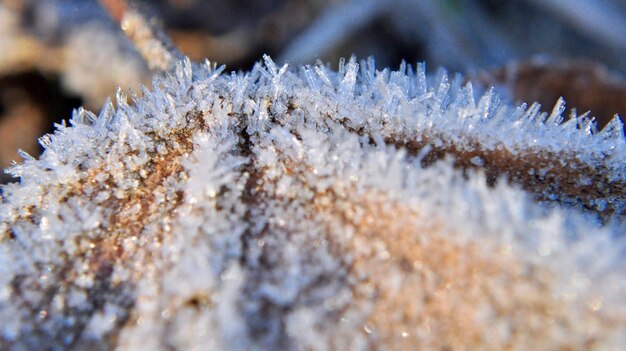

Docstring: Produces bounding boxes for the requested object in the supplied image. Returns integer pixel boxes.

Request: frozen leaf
[1,56,625,350]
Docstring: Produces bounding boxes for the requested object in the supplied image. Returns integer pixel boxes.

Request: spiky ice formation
[1,56,625,350]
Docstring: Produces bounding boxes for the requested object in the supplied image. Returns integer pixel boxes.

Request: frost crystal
[1,56,625,350]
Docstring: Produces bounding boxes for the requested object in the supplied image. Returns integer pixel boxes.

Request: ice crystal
[1,56,625,350]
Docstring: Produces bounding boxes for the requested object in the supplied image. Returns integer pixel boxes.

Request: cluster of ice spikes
[1,56,625,350]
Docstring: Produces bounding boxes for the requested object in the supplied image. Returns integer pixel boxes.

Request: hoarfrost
[0,56,625,350]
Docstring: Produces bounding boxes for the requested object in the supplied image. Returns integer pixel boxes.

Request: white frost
[1,56,625,350]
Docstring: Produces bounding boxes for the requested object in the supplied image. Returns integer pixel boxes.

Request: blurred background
[1,0,626,183]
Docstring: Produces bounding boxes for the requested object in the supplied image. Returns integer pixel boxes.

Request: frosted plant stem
[99,0,184,71]
[1,54,625,350]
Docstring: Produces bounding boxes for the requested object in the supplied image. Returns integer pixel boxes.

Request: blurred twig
[279,0,386,64]
[99,0,183,71]
[99,0,127,23]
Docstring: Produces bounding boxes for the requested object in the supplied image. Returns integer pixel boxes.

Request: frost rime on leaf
[1,56,625,350]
